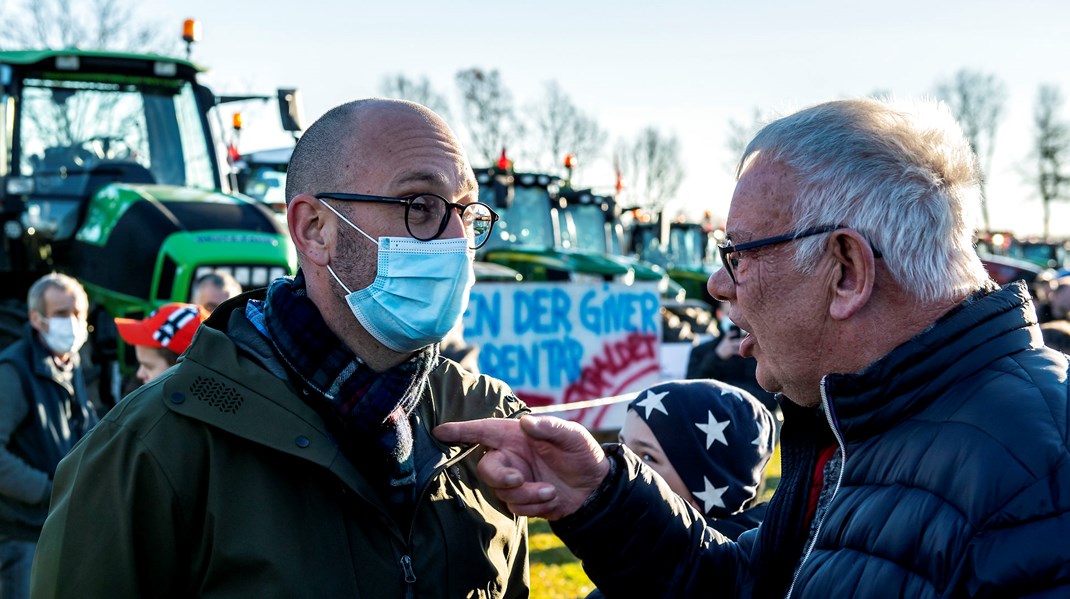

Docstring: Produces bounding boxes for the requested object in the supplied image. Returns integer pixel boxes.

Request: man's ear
[287,194,332,267]
[28,309,46,333]
[828,229,876,321]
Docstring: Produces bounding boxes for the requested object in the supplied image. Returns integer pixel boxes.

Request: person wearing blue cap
[619,380,777,539]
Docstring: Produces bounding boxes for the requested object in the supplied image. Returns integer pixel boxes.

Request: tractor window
[668,226,708,269]
[20,79,151,180]
[174,83,213,189]
[483,185,554,251]
[608,222,624,256]
[566,204,610,254]
[17,76,215,194]
[0,94,9,177]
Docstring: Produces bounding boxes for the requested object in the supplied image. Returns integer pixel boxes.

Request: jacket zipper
[400,554,417,599]
[786,377,847,598]
[398,407,530,597]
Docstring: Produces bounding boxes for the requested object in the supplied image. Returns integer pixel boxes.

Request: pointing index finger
[433,418,516,448]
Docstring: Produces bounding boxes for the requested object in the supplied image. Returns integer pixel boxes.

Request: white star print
[692,477,728,513]
[635,390,669,418]
[695,411,730,449]
[751,429,765,447]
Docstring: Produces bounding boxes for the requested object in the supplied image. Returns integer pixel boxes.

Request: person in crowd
[586,380,776,599]
[190,270,243,312]
[1044,274,1070,321]
[114,303,210,385]
[0,274,98,599]
[434,97,1070,597]
[618,379,776,539]
[32,99,528,598]
[1041,319,1070,353]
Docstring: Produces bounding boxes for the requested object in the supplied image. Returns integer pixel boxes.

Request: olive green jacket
[31,309,529,598]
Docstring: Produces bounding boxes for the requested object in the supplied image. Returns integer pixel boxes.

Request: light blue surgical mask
[320,198,475,353]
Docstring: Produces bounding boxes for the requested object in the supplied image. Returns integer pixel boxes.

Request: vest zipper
[786,377,847,599]
[400,553,417,583]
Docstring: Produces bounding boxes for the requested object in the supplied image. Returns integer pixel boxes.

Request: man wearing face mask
[0,273,97,599]
[32,99,530,599]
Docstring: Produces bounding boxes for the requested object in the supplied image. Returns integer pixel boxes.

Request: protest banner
[463,282,662,431]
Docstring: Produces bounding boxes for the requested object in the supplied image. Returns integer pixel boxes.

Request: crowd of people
[0,95,1067,598]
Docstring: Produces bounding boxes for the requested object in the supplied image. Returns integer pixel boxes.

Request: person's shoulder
[429,357,528,421]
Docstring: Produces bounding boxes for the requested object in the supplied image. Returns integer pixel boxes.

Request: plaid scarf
[260,272,438,510]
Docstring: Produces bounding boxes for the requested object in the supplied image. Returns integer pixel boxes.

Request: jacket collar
[824,281,1041,441]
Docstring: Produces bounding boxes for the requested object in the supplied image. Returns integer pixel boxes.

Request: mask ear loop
[325,264,353,295]
[318,197,380,296]
[317,197,378,245]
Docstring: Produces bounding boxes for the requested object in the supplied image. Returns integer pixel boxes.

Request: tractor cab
[556,187,683,300]
[477,160,629,283]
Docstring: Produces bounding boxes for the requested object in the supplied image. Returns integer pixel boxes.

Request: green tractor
[556,186,684,300]
[0,49,297,403]
[475,165,630,283]
[630,215,722,307]
[626,214,724,342]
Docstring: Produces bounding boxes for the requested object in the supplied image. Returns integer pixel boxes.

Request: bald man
[32,100,529,598]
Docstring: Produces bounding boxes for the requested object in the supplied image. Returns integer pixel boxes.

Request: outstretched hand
[433,415,610,520]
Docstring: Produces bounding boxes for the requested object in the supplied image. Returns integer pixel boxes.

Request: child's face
[619,409,697,511]
[135,345,172,384]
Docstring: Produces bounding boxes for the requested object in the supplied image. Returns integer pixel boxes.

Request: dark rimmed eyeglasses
[314,192,500,250]
[718,224,883,285]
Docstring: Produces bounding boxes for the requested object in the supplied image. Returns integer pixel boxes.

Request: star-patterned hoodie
[629,379,777,538]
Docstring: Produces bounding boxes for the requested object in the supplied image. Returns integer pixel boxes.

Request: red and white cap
[115,303,210,355]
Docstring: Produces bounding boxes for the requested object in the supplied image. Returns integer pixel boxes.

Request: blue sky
[37,0,1070,236]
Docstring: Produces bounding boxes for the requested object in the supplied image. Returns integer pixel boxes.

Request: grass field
[528,443,782,599]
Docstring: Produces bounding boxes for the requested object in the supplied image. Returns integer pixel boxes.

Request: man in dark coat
[0,273,97,599]
[435,98,1070,597]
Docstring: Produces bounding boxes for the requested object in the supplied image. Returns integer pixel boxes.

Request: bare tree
[0,0,177,54]
[379,74,451,119]
[455,68,521,166]
[934,69,1007,231]
[1031,84,1070,239]
[526,81,607,176]
[616,127,685,214]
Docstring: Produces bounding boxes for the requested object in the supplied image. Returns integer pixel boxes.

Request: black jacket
[555,282,1070,598]
[0,325,96,539]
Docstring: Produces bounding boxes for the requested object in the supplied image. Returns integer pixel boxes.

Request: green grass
[529,518,593,599]
[529,444,782,598]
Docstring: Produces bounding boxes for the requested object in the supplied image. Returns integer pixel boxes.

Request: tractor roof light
[183,19,202,44]
[232,112,244,131]
[563,154,576,169]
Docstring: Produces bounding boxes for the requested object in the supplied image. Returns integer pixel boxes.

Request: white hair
[28,272,87,316]
[738,97,991,303]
